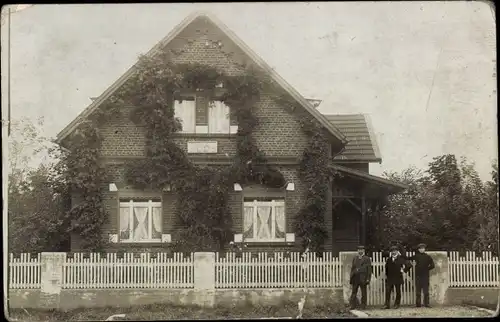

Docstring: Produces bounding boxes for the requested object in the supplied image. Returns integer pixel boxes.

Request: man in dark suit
[408,243,435,308]
[349,245,372,309]
[384,245,411,309]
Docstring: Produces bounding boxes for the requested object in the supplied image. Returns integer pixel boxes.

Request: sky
[3,2,497,180]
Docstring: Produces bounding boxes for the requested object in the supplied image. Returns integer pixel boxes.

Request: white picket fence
[62,253,194,289]
[448,251,499,287]
[9,253,41,289]
[215,252,342,289]
[8,251,500,291]
[366,252,416,306]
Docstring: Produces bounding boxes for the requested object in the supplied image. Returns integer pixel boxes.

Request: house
[55,11,408,255]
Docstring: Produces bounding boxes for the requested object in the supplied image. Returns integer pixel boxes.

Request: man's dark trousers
[385,281,402,307]
[350,278,368,307]
[415,276,430,307]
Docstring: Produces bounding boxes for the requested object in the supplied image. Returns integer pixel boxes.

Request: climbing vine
[296,118,338,252]
[62,48,337,252]
[119,51,285,251]
[57,102,122,251]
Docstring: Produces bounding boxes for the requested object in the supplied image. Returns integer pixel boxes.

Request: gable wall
[98,16,309,160]
[71,16,335,252]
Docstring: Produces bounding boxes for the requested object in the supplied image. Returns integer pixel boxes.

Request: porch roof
[331,163,409,196]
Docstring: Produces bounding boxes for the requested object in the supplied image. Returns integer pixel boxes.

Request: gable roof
[324,114,382,163]
[55,11,348,146]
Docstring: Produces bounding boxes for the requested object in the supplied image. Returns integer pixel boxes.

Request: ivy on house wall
[57,103,122,251]
[296,118,339,252]
[61,48,338,252]
[119,51,286,251]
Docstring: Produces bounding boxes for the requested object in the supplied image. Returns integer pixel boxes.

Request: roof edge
[331,163,409,191]
[363,113,382,163]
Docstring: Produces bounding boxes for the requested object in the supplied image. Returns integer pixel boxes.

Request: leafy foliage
[8,118,70,253]
[119,58,287,251]
[367,155,499,254]
[295,119,339,252]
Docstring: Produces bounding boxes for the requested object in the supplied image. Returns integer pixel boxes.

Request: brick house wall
[70,15,335,252]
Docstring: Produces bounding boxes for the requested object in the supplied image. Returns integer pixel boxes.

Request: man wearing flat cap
[349,245,372,309]
[407,243,435,307]
[384,245,411,309]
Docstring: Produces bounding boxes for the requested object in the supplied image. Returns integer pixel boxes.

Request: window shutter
[174,99,196,133]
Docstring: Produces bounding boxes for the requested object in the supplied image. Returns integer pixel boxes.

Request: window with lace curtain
[119,200,162,242]
[243,199,286,242]
[174,96,233,134]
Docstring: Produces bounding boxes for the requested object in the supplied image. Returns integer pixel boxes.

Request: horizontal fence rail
[449,251,499,287]
[215,252,342,289]
[62,253,194,289]
[9,253,41,289]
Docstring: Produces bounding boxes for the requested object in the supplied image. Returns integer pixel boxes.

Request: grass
[8,303,353,321]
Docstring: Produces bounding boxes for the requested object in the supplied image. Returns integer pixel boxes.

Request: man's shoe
[394,305,400,309]
[416,305,422,308]
[424,305,431,308]
[383,305,390,309]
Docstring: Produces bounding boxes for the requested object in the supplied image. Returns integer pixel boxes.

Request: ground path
[351,305,495,318]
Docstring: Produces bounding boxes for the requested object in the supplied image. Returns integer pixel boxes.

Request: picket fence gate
[365,252,416,306]
[215,252,342,289]
[448,251,499,287]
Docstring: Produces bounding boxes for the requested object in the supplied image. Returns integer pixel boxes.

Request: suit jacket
[385,255,411,285]
[408,253,435,278]
[350,255,372,285]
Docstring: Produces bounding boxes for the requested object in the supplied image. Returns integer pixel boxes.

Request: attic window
[174,93,237,134]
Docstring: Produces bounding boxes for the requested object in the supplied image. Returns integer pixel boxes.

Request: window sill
[172,133,237,139]
[119,240,164,244]
[243,239,293,247]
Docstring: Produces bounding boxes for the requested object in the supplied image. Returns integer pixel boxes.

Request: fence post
[39,252,66,309]
[193,252,216,308]
[339,252,357,304]
[427,251,448,306]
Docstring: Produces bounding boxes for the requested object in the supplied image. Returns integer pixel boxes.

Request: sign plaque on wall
[187,141,218,154]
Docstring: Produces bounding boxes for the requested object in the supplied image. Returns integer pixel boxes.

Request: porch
[330,164,408,254]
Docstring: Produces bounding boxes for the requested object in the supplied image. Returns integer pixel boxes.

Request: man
[384,245,411,309]
[349,245,372,309]
[408,243,435,308]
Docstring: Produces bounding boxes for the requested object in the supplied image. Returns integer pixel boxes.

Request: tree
[370,155,497,253]
[473,161,499,254]
[8,118,70,253]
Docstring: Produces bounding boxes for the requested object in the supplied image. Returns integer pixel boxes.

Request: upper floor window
[174,94,235,134]
[119,199,162,242]
[243,199,286,242]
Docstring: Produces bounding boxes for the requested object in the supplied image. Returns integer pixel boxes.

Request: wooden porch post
[361,191,366,246]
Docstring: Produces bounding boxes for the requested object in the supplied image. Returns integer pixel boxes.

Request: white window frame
[174,95,236,134]
[243,199,286,243]
[119,200,162,243]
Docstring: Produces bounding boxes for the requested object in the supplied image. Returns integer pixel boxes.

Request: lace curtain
[256,206,272,239]
[174,100,196,133]
[152,207,162,239]
[209,101,230,134]
[119,207,130,240]
[243,206,254,238]
[133,207,149,241]
[275,206,285,238]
